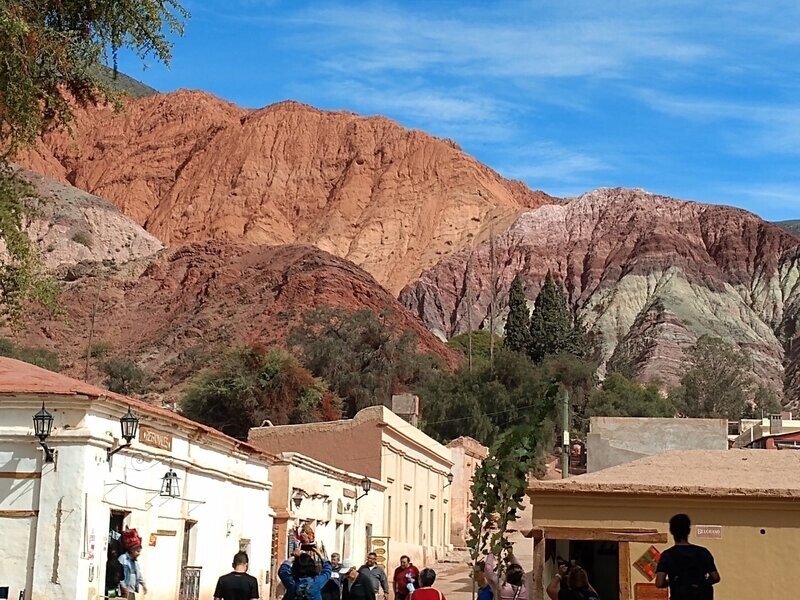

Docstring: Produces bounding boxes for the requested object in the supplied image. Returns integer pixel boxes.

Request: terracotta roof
[527,449,800,499]
[0,357,270,459]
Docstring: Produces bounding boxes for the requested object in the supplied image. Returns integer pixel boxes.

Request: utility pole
[466,250,474,373]
[488,219,496,368]
[561,388,570,479]
[84,280,102,381]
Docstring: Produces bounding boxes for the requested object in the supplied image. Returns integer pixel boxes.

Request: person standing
[547,566,599,600]
[655,513,720,600]
[118,541,147,599]
[484,547,529,600]
[279,548,333,600]
[343,567,377,600]
[213,551,260,600]
[408,569,446,600]
[106,539,124,598]
[358,553,389,598]
[393,556,420,600]
[473,562,493,600]
[322,553,344,600]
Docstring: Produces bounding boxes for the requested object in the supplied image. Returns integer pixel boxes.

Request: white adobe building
[0,358,274,600]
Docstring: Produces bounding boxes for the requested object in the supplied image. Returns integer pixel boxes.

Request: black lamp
[160,469,180,498]
[107,406,140,462]
[292,489,304,509]
[32,403,55,463]
[444,472,454,488]
[354,476,371,510]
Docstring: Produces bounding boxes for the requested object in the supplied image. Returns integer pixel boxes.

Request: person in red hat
[119,529,147,598]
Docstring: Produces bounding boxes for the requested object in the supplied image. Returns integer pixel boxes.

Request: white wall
[0,397,274,600]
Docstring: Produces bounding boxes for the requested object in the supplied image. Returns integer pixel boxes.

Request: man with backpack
[655,514,721,599]
[279,548,333,600]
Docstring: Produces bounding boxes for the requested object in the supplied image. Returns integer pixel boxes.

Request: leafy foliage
[0,0,186,316]
[586,373,674,420]
[100,358,150,395]
[290,307,442,416]
[669,335,756,419]
[182,345,343,440]
[503,273,531,354]
[0,336,60,371]
[448,330,502,365]
[528,272,586,363]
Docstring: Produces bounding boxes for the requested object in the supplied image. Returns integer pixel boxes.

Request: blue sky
[116,1,800,220]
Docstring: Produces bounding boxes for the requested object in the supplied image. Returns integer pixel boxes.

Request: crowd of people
[105,512,719,600]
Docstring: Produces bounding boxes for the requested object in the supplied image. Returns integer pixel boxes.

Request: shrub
[100,358,150,395]
[71,230,93,248]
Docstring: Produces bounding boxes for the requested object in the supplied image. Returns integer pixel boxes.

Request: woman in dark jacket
[279,549,333,600]
[343,567,377,600]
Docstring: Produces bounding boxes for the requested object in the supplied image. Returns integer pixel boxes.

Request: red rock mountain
[400,188,800,402]
[22,91,554,293]
[6,238,460,397]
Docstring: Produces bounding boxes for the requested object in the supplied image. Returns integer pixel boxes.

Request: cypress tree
[503,273,531,353]
[528,272,584,363]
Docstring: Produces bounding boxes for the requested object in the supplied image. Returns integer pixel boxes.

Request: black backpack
[669,547,713,600]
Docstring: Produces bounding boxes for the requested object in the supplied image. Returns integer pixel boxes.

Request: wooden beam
[0,472,40,479]
[619,541,631,600]
[532,536,546,600]
[532,526,667,544]
[0,510,38,518]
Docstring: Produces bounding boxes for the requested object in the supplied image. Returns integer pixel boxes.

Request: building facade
[526,450,800,600]
[249,406,453,568]
[0,358,274,600]
[268,451,385,593]
[732,413,800,448]
[446,436,487,547]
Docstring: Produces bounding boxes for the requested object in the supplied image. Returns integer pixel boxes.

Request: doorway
[568,541,619,600]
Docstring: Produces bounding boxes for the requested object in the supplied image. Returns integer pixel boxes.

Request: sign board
[139,426,173,451]
[368,536,390,566]
[634,583,668,599]
[633,546,661,581]
[696,525,722,539]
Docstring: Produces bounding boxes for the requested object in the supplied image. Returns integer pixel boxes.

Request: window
[335,522,342,556]
[404,503,409,541]
[430,509,435,546]
[343,524,352,560]
[443,513,447,546]
[387,496,392,536]
[418,505,423,545]
[182,520,197,568]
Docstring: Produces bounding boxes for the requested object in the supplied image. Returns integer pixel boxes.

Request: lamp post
[353,476,371,512]
[160,469,180,498]
[443,472,454,488]
[107,406,140,462]
[32,403,55,463]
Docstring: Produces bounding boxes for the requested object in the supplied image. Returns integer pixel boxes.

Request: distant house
[249,406,453,567]
[526,449,800,600]
[732,413,800,449]
[0,358,274,600]
[446,436,487,547]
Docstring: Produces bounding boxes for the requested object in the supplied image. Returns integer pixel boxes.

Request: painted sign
[368,536,390,566]
[633,546,661,581]
[139,426,173,451]
[634,583,668,599]
[696,525,722,539]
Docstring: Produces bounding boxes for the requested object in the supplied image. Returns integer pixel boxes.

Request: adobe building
[249,406,453,567]
[446,436,488,547]
[587,416,728,472]
[268,451,386,592]
[0,358,274,600]
[732,413,800,449]
[526,450,800,600]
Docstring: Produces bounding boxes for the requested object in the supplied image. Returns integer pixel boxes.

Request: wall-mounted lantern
[443,472,454,489]
[352,476,371,512]
[292,489,305,509]
[32,402,55,463]
[108,406,140,462]
[160,469,180,498]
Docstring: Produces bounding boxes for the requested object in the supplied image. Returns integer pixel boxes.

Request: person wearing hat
[119,529,147,599]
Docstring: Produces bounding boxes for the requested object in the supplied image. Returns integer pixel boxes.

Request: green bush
[88,340,112,358]
[0,337,60,371]
[71,230,93,248]
[100,359,150,395]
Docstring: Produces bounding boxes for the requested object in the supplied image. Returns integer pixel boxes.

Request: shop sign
[695,525,722,539]
[139,426,173,451]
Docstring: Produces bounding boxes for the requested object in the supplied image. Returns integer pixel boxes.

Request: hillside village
[2,3,800,600]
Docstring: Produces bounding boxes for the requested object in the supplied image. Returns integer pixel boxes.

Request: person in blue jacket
[279,548,333,600]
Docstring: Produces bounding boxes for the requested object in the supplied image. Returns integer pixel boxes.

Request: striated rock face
[22,92,555,293]
[6,241,460,396]
[399,188,800,401]
[4,168,162,268]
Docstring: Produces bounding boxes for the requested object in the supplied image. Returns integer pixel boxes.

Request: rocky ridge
[22,91,555,293]
[400,188,800,401]
[7,241,460,396]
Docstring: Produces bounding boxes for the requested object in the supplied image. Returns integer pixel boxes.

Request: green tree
[0,0,187,316]
[100,358,150,395]
[290,307,442,416]
[448,330,502,366]
[182,345,343,440]
[0,336,60,371]
[528,273,585,363]
[669,336,754,419]
[587,373,674,420]
[503,273,531,353]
